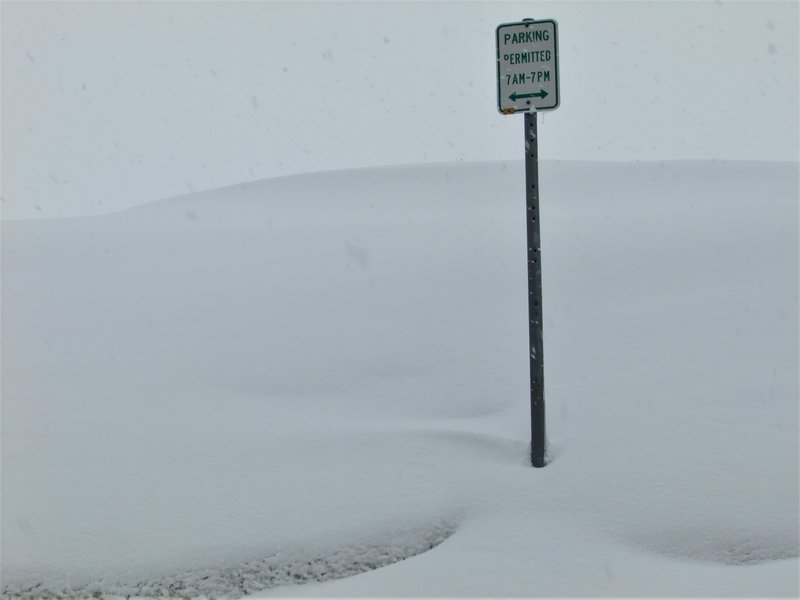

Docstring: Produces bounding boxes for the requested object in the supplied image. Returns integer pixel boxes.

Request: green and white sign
[496,19,560,113]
